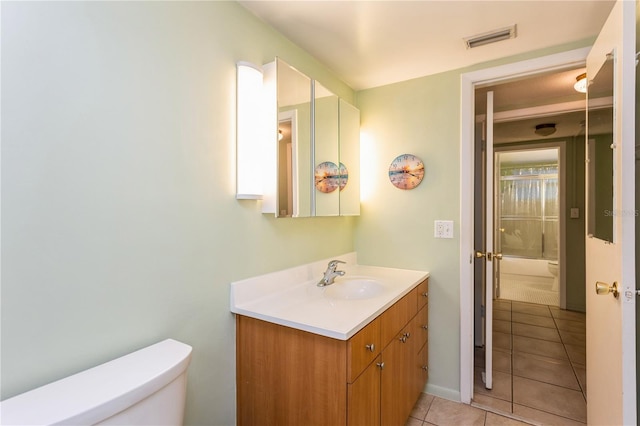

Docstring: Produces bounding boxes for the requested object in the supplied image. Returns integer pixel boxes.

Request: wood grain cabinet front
[236,278,429,426]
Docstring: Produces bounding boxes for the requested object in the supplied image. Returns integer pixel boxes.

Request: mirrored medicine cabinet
[587,51,614,242]
[264,58,360,218]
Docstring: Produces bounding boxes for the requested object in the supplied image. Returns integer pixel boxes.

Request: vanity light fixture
[236,61,264,200]
[574,72,587,93]
[534,123,557,137]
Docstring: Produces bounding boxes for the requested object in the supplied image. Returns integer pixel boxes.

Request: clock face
[388,154,425,190]
[338,163,349,191]
[315,161,340,193]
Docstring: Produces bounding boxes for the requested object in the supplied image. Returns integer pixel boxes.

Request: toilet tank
[0,339,192,425]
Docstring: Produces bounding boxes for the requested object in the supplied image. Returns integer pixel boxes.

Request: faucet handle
[328,259,346,269]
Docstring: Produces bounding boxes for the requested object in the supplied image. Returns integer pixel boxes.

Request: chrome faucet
[317,260,346,287]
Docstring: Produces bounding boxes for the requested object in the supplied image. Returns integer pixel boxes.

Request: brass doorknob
[475,251,486,258]
[595,281,619,298]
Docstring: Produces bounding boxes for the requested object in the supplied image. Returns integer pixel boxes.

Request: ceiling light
[534,123,557,137]
[464,25,517,49]
[574,73,587,93]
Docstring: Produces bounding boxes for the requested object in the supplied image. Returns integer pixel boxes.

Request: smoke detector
[464,25,517,49]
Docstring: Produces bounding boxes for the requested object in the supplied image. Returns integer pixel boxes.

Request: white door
[477,91,502,390]
[585,1,636,424]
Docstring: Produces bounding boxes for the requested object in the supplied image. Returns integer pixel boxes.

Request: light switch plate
[434,220,454,239]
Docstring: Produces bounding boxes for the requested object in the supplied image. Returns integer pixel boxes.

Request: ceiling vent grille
[464,25,517,49]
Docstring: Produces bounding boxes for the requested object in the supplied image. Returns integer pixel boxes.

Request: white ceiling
[239,0,615,91]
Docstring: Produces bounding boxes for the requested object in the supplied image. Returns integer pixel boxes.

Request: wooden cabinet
[236,278,429,426]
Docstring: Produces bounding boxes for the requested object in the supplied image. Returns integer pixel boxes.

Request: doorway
[472,109,587,422]
[461,49,588,420]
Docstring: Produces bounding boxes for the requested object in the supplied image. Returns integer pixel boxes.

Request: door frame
[459,47,590,403]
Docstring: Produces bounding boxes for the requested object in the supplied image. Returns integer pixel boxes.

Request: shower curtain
[499,163,559,260]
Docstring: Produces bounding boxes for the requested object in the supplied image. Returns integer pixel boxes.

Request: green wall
[1,2,355,425]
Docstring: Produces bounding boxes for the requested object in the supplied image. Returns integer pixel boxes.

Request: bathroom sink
[323,278,385,300]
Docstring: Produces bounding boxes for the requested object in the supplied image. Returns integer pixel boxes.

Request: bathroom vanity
[231,254,429,425]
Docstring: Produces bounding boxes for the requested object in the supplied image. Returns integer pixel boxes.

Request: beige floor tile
[511,312,556,328]
[511,302,551,317]
[405,416,423,426]
[494,309,511,321]
[513,404,586,426]
[553,318,586,334]
[472,394,512,414]
[425,397,486,426]
[574,365,587,395]
[549,308,585,322]
[513,376,586,422]
[512,352,580,390]
[559,329,586,346]
[410,392,435,421]
[512,322,561,342]
[565,343,586,366]
[474,368,512,402]
[485,412,531,426]
[494,319,512,334]
[493,331,512,351]
[513,335,568,360]
[494,299,512,311]
[494,349,512,374]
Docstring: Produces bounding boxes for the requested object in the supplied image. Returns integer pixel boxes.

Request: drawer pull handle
[422,292,428,297]
[365,343,375,352]
[377,362,385,370]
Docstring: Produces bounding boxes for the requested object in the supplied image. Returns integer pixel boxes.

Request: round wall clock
[315,161,340,193]
[388,154,425,190]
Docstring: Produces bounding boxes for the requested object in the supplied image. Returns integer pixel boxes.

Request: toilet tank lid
[0,338,192,425]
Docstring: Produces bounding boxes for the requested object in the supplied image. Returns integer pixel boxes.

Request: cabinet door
[348,355,381,426]
[380,333,413,426]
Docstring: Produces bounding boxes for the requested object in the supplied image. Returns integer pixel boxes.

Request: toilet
[0,339,192,425]
[548,261,559,291]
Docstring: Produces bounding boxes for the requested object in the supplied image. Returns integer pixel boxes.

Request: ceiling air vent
[464,25,517,49]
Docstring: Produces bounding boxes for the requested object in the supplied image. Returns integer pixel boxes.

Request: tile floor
[472,300,587,425]
[406,393,532,426]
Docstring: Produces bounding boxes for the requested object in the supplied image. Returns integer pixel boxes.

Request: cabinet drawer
[408,304,428,354]
[417,279,429,310]
[380,288,417,348]
[347,317,380,383]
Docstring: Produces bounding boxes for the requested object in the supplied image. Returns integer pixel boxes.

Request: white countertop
[230,253,429,340]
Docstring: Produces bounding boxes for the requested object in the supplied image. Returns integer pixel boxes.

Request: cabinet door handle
[399,336,407,343]
[404,332,411,339]
[377,362,385,370]
[365,343,375,352]
[422,366,428,371]
[422,292,428,297]
[422,325,428,330]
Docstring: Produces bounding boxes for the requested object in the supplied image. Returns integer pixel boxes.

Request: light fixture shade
[236,62,264,199]
[534,123,557,137]
[574,73,587,93]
